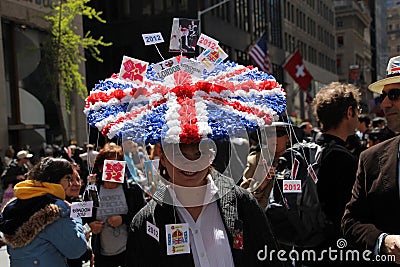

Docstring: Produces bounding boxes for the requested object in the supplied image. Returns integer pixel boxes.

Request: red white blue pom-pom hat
[369,56,400,94]
[84,58,287,145]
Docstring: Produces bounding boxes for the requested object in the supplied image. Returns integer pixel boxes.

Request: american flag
[248,33,272,74]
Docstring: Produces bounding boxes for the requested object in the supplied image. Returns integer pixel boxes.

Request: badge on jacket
[165,223,190,255]
[146,221,159,242]
[233,219,244,250]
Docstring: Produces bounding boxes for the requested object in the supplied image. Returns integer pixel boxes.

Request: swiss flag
[283,49,313,91]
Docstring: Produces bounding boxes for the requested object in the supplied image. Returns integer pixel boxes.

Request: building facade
[369,0,387,82]
[0,0,86,156]
[281,0,337,120]
[334,0,373,112]
[387,1,400,59]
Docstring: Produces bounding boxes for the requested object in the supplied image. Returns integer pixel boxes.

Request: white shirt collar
[166,174,219,208]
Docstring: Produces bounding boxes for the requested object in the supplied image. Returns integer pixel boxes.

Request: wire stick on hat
[154,44,165,61]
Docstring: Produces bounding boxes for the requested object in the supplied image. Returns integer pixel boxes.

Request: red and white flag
[283,49,313,91]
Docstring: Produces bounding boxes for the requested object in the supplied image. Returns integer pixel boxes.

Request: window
[337,36,344,47]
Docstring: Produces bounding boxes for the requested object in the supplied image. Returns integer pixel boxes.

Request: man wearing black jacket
[310,82,360,265]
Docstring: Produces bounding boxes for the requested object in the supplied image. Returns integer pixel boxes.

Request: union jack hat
[369,56,400,93]
[84,57,286,145]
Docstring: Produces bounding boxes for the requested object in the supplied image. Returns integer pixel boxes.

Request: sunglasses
[276,130,288,137]
[380,88,400,102]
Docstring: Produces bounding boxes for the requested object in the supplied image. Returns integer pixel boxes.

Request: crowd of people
[0,55,400,267]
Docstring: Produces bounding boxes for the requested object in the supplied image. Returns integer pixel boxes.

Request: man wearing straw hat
[342,56,400,264]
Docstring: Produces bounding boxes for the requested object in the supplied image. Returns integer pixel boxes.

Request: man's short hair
[358,114,370,126]
[313,82,360,131]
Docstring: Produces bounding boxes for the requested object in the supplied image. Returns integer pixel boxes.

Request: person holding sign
[85,143,145,267]
[66,163,94,267]
[0,157,87,266]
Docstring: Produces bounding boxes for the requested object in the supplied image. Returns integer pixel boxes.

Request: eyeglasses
[380,88,400,102]
[61,176,72,184]
[61,175,81,184]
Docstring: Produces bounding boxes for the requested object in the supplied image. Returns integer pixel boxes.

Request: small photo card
[102,160,126,183]
[169,18,199,53]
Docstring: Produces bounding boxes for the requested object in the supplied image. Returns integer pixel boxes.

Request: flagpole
[197,0,231,35]
[299,89,305,120]
[291,87,301,102]
[280,46,300,67]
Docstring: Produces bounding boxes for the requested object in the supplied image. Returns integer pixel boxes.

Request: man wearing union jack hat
[343,56,400,265]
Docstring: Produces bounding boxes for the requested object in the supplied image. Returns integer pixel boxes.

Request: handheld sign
[102,160,126,183]
[71,201,93,218]
[142,33,164,46]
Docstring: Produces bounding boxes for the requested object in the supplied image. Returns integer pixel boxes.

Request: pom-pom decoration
[84,58,286,144]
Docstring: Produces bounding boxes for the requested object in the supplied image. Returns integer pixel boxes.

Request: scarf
[14,180,66,200]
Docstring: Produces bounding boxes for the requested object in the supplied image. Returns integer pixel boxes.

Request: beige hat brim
[368,76,400,94]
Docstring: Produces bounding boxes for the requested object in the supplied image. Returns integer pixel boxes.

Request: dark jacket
[342,136,400,252]
[126,170,283,267]
[84,182,146,256]
[1,159,29,189]
[316,133,358,241]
